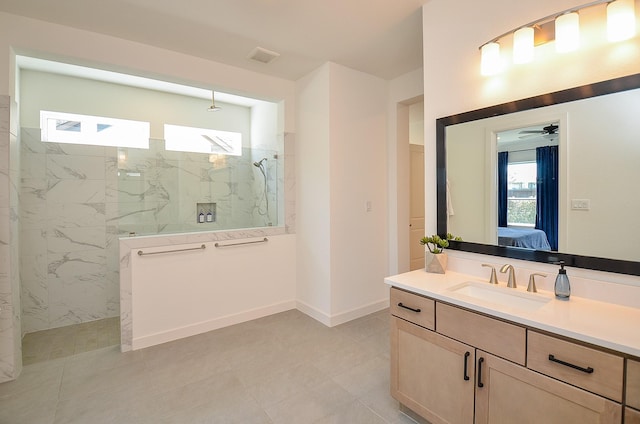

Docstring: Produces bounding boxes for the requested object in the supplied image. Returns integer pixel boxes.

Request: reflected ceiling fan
[518,123,559,139]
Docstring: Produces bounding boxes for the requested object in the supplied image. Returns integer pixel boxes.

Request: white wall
[295,65,332,319]
[20,70,253,142]
[387,69,423,276]
[296,63,390,324]
[129,234,296,350]
[409,102,424,146]
[0,12,296,130]
[328,63,389,318]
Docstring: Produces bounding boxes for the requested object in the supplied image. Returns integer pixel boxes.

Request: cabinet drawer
[628,359,640,409]
[527,331,623,402]
[390,288,435,330]
[436,303,526,365]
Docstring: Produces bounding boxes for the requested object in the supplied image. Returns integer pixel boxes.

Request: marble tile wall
[0,95,21,383]
[20,128,110,333]
[114,140,279,235]
[19,128,283,334]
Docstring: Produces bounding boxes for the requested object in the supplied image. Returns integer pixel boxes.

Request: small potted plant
[420,233,461,273]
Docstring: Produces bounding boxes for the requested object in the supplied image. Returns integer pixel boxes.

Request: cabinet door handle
[477,357,485,388]
[548,354,594,374]
[397,303,421,313]
[463,351,471,381]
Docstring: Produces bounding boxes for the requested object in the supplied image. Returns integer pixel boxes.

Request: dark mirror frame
[436,73,640,277]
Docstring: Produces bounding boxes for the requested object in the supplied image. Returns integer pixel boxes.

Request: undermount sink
[446,281,551,311]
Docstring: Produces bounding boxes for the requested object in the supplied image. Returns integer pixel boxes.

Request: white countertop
[385,270,640,358]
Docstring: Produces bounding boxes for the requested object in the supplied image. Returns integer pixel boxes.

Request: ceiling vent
[247,47,280,64]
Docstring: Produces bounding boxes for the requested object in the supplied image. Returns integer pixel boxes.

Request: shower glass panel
[115,141,280,236]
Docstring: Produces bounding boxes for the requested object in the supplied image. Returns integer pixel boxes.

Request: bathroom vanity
[386,270,640,424]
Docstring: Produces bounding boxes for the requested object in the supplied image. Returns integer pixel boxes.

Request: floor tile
[1,308,401,423]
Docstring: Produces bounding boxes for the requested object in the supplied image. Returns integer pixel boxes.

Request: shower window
[40,110,150,148]
[164,124,242,156]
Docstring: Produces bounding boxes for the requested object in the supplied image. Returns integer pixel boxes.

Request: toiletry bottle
[198,210,205,223]
[554,261,570,300]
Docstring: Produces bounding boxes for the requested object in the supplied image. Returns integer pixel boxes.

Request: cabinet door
[626,407,640,424]
[391,316,474,424]
[628,359,640,409]
[475,352,622,424]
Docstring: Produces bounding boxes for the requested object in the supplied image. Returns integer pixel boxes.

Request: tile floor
[1,309,418,424]
[22,317,121,365]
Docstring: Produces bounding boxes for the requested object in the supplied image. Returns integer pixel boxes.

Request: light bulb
[555,12,580,53]
[481,42,501,76]
[513,27,534,64]
[608,0,636,42]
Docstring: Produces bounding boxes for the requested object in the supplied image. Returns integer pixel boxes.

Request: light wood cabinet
[436,302,526,365]
[390,287,629,424]
[628,359,640,409]
[527,331,624,402]
[626,407,640,424]
[475,351,622,424]
[391,316,475,424]
[390,287,435,330]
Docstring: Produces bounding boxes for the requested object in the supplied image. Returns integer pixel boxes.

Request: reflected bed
[498,227,551,250]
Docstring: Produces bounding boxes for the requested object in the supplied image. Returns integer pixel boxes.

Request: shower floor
[22,317,120,365]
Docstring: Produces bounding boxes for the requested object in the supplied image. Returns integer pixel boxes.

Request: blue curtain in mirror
[536,146,559,250]
[498,152,508,228]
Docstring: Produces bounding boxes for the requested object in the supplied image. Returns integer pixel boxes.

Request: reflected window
[40,110,150,148]
[164,124,242,156]
[507,162,536,226]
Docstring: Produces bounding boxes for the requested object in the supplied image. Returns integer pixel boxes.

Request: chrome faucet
[481,264,498,284]
[500,264,517,288]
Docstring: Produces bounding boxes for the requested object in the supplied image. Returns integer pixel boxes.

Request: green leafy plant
[420,233,462,254]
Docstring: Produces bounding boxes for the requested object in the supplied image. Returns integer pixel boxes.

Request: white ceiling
[0,0,427,81]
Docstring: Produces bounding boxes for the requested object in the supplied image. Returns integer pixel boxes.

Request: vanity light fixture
[479,0,637,76]
[207,91,221,112]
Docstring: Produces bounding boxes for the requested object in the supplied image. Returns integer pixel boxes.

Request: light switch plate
[571,199,590,210]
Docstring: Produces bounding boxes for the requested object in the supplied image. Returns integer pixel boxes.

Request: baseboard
[328,298,389,326]
[295,300,332,326]
[131,300,296,350]
[296,298,389,327]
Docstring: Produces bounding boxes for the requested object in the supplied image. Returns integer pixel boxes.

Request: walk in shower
[18,62,286,338]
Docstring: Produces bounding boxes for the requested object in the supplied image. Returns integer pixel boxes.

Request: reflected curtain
[536,146,559,250]
[498,152,508,228]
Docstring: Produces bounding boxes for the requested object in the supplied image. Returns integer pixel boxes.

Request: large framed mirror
[436,73,640,276]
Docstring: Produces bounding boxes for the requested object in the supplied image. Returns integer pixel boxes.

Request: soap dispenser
[554,261,570,300]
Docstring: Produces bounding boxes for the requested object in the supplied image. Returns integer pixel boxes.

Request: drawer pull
[397,302,421,313]
[477,357,485,388]
[463,351,471,381]
[548,354,594,374]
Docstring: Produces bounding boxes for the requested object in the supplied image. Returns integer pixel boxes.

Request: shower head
[253,158,267,167]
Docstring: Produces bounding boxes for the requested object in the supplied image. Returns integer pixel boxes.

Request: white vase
[425,251,448,274]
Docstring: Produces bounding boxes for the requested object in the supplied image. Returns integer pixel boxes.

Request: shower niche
[196,203,217,224]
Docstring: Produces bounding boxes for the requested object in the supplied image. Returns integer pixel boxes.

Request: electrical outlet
[365,201,372,212]
[571,199,590,210]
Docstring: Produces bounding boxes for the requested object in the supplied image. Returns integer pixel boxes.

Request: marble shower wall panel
[20,128,114,333]
[249,148,279,228]
[284,133,295,232]
[115,145,266,235]
[0,95,22,382]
